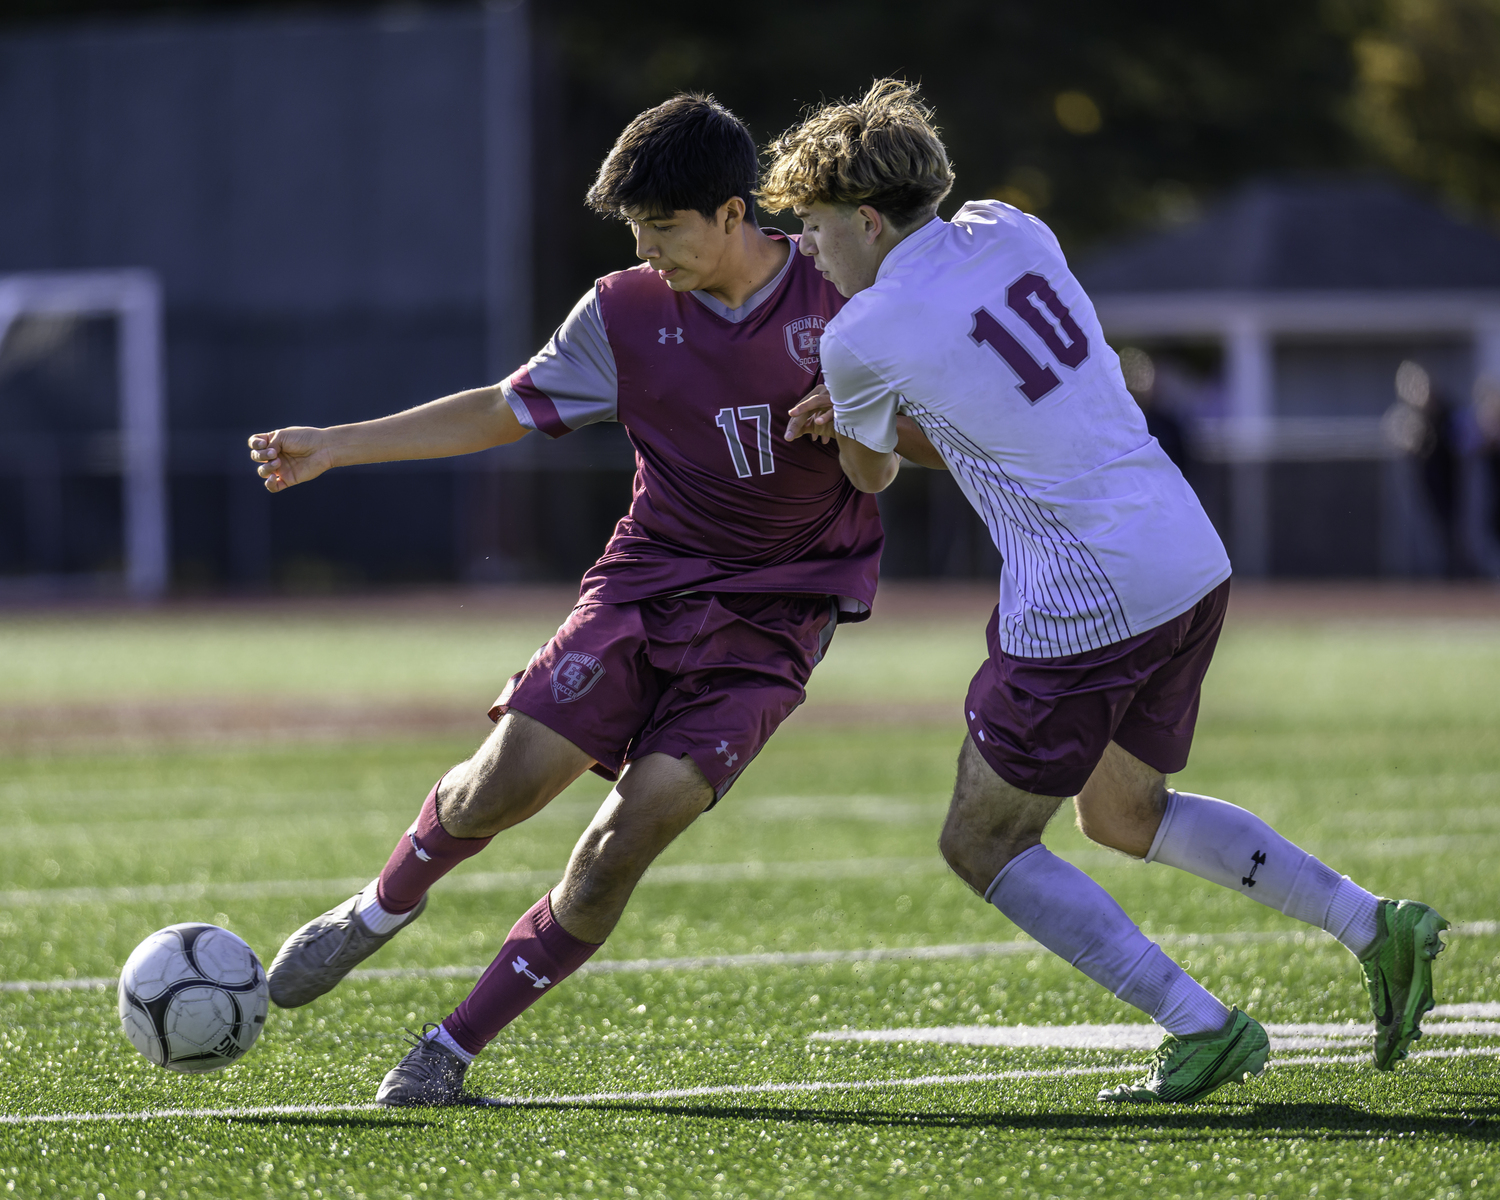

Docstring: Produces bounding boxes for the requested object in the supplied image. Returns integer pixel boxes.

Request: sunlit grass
[1,602,1497,1197]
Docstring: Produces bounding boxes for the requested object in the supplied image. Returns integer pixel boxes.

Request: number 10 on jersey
[969,272,1090,404]
[715,405,776,478]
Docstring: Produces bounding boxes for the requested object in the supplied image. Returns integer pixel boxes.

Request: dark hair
[586,93,759,225]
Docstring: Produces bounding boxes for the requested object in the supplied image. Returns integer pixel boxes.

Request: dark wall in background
[0,9,497,425]
[0,5,558,588]
[7,1,1499,588]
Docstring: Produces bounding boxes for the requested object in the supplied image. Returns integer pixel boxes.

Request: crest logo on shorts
[783,315,825,374]
[551,652,605,704]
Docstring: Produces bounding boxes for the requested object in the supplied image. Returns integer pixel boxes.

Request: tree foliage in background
[536,0,1374,323]
[7,0,1500,332]
[1350,0,1500,221]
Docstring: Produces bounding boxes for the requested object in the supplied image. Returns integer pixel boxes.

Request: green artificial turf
[1,606,1498,1198]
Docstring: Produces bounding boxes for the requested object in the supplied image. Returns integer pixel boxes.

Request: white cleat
[266,892,426,1008]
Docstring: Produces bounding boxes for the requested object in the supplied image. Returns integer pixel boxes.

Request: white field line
[1432,1001,1500,1018]
[10,834,1498,910]
[5,924,1495,996]
[0,795,945,841]
[4,1045,1498,1126]
[0,1103,385,1126]
[809,1020,1500,1051]
[0,856,952,910]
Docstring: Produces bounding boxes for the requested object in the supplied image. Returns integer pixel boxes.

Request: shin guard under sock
[376,780,494,915]
[1146,791,1381,957]
[987,845,1231,1036]
[441,892,601,1056]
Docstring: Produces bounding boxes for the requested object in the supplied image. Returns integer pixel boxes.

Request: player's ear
[857,204,885,244]
[720,196,746,234]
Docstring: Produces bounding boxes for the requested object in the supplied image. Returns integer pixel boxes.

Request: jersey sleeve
[501,286,618,438]
[821,326,902,454]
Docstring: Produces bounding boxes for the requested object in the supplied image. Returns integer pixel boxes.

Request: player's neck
[866,215,937,282]
[697,227,789,311]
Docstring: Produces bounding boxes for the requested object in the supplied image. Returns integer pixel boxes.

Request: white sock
[986,845,1232,1036]
[1146,792,1382,958]
[354,880,420,936]
[426,1023,476,1065]
[1154,971,1235,1037]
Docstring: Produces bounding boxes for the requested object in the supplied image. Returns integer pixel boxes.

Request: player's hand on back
[247,427,334,493]
[785,384,836,444]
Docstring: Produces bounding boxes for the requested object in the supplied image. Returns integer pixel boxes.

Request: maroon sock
[441,892,601,1056]
[375,780,493,914]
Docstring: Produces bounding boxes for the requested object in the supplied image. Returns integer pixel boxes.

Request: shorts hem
[1110,729,1192,777]
[969,732,1093,798]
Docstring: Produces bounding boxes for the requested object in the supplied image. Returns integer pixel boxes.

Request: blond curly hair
[759,79,955,228]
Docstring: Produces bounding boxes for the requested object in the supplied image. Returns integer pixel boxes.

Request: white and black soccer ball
[117,923,270,1073]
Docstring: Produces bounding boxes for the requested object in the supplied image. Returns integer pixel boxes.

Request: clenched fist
[247,427,335,493]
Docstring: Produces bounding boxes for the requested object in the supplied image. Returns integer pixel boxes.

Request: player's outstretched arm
[248,384,526,493]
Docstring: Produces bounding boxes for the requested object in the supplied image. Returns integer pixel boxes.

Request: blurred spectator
[1383,360,1466,575]
[1120,347,1189,472]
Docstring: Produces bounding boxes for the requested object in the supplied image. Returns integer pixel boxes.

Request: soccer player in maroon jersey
[247,94,940,1106]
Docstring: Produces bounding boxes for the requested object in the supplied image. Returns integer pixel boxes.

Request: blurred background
[4,0,1500,599]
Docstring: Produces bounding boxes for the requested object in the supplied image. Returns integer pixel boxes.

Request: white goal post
[0,269,168,600]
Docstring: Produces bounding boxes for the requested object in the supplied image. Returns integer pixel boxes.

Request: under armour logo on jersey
[511,956,551,989]
[715,739,738,768]
[658,327,684,344]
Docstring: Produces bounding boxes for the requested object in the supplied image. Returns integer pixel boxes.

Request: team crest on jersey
[783,315,826,374]
[551,652,605,704]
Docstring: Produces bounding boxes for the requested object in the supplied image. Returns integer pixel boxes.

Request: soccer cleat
[1360,898,1450,1071]
[377,1026,471,1107]
[266,891,427,1008]
[1097,1009,1269,1105]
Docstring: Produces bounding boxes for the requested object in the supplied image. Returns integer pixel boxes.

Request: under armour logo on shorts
[658,327,684,344]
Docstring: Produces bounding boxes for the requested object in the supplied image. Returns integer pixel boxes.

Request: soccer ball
[117,923,270,1073]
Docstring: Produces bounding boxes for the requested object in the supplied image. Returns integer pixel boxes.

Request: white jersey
[823,200,1230,658]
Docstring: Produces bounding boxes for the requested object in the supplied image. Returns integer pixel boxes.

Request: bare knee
[940,737,1064,895]
[938,811,991,881]
[438,713,592,838]
[937,815,968,877]
[1075,772,1168,858]
[437,764,536,838]
[552,754,711,941]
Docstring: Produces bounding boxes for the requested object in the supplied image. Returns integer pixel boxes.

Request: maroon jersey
[502,234,882,614]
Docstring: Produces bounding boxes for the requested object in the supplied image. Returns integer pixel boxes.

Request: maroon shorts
[964,580,1231,797]
[491,592,839,804]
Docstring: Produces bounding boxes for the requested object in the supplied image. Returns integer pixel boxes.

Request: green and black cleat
[1098,1009,1269,1105]
[1360,898,1450,1071]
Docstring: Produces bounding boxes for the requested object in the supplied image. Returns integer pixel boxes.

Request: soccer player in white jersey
[763,80,1450,1105]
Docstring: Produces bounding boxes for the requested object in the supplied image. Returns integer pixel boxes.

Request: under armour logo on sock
[511,955,551,989]
[658,327,684,344]
[715,739,738,767]
[1242,849,1266,888]
[408,833,432,863]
